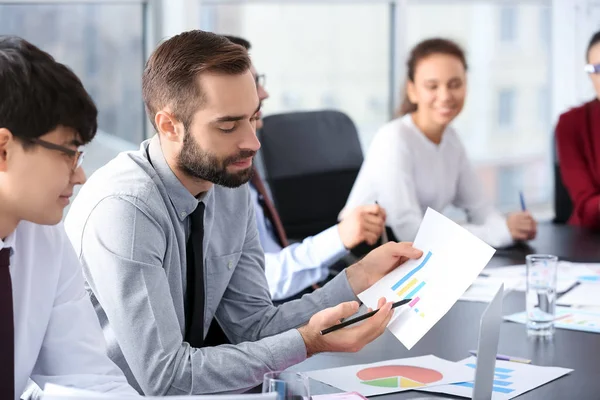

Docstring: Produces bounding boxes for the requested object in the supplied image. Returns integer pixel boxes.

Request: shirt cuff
[496,218,514,248]
[310,225,349,267]
[268,329,307,370]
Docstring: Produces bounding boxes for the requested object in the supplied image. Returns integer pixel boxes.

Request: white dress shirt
[343,114,513,248]
[250,185,348,300]
[1,221,137,399]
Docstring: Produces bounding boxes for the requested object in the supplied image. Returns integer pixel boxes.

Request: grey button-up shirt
[64,136,356,396]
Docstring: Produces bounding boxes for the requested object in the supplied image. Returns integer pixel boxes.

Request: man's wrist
[337,224,350,250]
[298,326,317,357]
[346,261,366,295]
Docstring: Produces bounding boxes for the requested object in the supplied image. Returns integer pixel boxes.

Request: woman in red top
[556,31,600,229]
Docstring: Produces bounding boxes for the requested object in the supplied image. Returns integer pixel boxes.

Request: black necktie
[185,203,205,347]
[0,248,14,399]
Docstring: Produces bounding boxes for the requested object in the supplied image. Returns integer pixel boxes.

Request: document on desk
[459,276,516,303]
[418,356,572,399]
[557,282,600,307]
[358,208,495,349]
[505,305,600,334]
[481,262,596,293]
[304,355,474,397]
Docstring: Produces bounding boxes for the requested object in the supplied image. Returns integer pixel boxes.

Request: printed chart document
[358,208,495,349]
[418,356,572,399]
[505,306,600,334]
[304,355,474,397]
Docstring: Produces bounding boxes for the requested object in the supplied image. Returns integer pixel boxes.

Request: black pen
[320,299,412,335]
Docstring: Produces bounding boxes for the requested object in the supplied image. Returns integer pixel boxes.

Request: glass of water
[263,371,310,400]
[525,254,558,338]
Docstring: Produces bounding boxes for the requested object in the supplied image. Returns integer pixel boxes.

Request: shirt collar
[1,223,18,256]
[146,135,213,221]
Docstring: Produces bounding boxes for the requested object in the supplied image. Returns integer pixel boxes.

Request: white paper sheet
[358,208,495,349]
[304,355,474,397]
[418,356,572,399]
[557,283,600,307]
[42,384,276,400]
[460,277,516,303]
[484,261,599,293]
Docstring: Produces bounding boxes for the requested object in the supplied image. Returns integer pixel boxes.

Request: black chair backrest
[259,110,364,239]
[553,131,574,224]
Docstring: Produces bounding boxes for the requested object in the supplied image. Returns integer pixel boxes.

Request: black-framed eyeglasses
[255,73,266,88]
[25,138,85,170]
[584,63,600,74]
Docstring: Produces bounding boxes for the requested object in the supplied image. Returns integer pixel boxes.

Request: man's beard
[177,131,255,188]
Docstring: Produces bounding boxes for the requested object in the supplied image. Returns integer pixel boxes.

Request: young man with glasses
[224,35,387,302]
[0,36,137,399]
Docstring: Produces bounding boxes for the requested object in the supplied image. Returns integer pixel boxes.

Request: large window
[198,2,392,149]
[199,0,552,215]
[0,1,145,176]
[498,88,516,128]
[401,1,552,213]
[499,5,518,42]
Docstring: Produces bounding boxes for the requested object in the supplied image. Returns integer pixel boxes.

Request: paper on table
[505,306,600,334]
[485,262,597,292]
[312,392,368,400]
[460,277,516,303]
[304,355,474,397]
[418,356,572,399]
[557,283,600,307]
[358,208,495,349]
[42,384,276,400]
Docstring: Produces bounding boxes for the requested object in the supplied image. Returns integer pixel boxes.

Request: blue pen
[519,191,527,211]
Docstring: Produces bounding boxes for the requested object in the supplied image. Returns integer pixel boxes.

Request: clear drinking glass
[262,371,311,400]
[525,254,558,338]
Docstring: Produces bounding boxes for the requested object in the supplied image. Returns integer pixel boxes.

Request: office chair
[258,110,364,239]
[553,131,574,224]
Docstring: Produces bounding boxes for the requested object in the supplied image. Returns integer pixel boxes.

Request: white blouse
[343,114,513,248]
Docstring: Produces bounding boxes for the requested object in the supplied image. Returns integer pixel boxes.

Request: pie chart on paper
[357,365,443,389]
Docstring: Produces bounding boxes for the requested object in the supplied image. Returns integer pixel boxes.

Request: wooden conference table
[290,223,600,399]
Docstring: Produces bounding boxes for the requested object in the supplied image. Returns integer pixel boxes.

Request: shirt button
[228,261,233,269]
[181,212,186,218]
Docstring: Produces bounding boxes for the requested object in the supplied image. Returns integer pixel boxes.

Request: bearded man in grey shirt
[65,30,422,396]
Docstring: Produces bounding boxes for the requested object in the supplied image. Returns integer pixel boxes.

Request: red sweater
[556,99,600,229]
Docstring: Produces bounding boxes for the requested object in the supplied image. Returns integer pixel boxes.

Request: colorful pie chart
[357,365,443,388]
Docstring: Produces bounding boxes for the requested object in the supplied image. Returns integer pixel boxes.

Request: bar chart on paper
[421,356,573,399]
[452,363,515,394]
[391,251,433,318]
[357,208,496,350]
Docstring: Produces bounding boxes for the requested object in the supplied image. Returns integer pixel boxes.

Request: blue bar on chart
[452,382,514,394]
[391,251,433,291]
[455,363,516,394]
[405,281,426,300]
